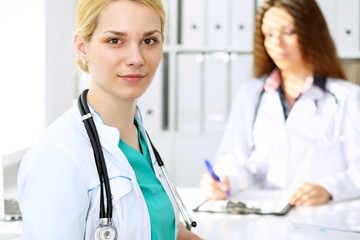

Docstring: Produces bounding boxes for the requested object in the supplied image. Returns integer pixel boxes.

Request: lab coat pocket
[109,176,133,204]
[109,176,144,239]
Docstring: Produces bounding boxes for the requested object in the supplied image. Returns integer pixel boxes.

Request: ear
[74,33,87,60]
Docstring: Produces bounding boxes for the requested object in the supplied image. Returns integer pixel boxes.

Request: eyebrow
[103,30,161,37]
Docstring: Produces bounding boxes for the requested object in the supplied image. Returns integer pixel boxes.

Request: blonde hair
[75,0,166,73]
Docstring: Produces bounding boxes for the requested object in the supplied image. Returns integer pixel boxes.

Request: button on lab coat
[17,101,179,240]
[214,78,360,201]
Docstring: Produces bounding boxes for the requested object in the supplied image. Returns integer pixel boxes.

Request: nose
[125,43,145,67]
[271,31,284,47]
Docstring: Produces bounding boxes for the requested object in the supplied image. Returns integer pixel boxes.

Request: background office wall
[0,0,77,155]
[1,0,360,190]
[140,0,360,188]
[0,0,77,196]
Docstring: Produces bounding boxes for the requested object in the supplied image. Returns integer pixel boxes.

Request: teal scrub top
[118,120,175,240]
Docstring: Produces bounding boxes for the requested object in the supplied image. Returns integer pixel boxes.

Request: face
[79,0,163,102]
[261,7,305,72]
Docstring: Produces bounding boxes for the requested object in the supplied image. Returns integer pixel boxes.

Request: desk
[0,220,22,240]
[179,188,360,240]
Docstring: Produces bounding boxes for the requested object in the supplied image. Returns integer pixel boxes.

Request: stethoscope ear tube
[146,132,197,230]
[78,89,196,234]
[78,90,113,219]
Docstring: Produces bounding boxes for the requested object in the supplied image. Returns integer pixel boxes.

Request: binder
[207,0,230,46]
[315,0,337,42]
[181,0,206,46]
[204,53,229,132]
[162,0,170,44]
[230,0,255,50]
[335,0,360,54]
[138,61,163,133]
[230,53,253,101]
[177,54,203,132]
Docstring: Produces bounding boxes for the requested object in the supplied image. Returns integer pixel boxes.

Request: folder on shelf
[203,53,229,132]
[229,54,253,101]
[335,0,360,54]
[138,61,163,133]
[230,0,254,50]
[207,0,230,46]
[181,0,205,46]
[177,53,202,132]
[315,0,337,43]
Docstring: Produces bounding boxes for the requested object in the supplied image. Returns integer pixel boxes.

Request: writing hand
[199,173,230,200]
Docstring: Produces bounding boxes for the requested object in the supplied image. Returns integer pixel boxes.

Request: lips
[277,53,288,59]
[119,74,145,83]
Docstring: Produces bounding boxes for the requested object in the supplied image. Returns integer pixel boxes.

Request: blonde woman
[18,0,202,239]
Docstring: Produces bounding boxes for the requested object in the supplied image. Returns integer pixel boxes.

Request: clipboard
[193,200,293,216]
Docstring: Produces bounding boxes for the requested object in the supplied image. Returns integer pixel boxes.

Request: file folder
[181,0,206,46]
[177,54,203,132]
[207,0,230,46]
[204,53,229,132]
[230,53,253,101]
[314,0,337,42]
[336,0,360,54]
[139,61,163,133]
[230,0,255,50]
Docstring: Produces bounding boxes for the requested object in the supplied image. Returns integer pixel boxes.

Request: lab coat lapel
[252,91,290,188]
[286,86,323,124]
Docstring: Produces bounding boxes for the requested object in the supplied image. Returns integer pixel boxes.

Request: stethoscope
[78,89,196,240]
[249,74,340,166]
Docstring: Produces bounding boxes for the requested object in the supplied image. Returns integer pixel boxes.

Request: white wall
[0,0,77,156]
[0,0,45,155]
[44,0,78,126]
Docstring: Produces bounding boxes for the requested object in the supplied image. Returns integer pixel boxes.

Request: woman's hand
[199,173,230,200]
[177,222,203,240]
[289,183,332,206]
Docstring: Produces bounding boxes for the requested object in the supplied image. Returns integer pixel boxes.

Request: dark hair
[253,0,346,79]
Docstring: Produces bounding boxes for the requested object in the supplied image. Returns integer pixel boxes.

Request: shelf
[164,45,253,54]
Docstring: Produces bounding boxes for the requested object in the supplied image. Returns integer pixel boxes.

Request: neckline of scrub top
[118,119,175,240]
[263,68,327,119]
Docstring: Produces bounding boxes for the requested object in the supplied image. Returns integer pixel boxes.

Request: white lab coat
[17,101,180,240]
[214,78,360,201]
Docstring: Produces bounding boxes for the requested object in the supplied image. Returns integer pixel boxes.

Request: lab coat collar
[70,100,146,175]
[76,100,146,148]
[72,100,160,180]
[263,68,327,93]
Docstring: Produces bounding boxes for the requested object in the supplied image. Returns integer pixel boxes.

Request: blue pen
[204,159,231,196]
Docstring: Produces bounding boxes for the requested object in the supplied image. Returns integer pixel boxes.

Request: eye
[283,28,296,35]
[143,38,157,45]
[263,32,272,38]
[108,38,122,45]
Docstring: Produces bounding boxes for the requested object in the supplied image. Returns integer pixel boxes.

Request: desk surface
[0,220,22,240]
[179,188,360,240]
[2,188,360,240]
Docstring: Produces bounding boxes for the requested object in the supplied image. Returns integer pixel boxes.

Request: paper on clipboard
[193,197,292,216]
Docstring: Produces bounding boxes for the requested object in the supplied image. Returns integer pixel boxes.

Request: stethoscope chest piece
[93,218,117,240]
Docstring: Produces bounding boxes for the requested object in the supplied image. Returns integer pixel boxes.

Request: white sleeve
[18,141,89,240]
[318,88,360,201]
[213,82,262,193]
